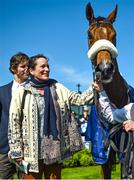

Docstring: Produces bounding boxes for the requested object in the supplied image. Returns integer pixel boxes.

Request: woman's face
[30,57,50,81]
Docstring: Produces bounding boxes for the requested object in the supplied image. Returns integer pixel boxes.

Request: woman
[8,54,93,179]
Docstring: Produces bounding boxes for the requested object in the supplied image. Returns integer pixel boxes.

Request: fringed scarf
[30,77,58,140]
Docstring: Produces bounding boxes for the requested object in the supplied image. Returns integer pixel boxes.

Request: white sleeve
[99,91,127,124]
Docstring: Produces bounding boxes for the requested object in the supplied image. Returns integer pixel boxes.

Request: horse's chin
[101,76,113,84]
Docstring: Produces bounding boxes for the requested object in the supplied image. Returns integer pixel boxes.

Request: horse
[86,2,130,179]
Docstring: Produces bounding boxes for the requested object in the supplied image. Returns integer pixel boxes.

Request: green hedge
[63,148,96,167]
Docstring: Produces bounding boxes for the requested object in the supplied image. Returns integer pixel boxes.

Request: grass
[62,164,120,179]
[14,164,120,179]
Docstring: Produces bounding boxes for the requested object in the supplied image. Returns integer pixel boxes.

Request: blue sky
[0,0,134,92]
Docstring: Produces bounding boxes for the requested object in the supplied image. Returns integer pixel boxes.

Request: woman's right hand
[92,80,103,92]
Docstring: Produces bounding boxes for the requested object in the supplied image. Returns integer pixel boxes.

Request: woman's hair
[9,52,30,74]
[29,54,49,69]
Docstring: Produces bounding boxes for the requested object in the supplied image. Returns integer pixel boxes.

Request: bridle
[90,18,112,27]
[89,18,116,46]
[91,59,98,105]
[87,16,118,86]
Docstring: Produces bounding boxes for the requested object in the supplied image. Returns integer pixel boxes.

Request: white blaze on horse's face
[103,60,108,69]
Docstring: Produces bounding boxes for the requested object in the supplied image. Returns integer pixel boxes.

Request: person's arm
[92,81,127,124]
[56,83,94,106]
[99,91,127,124]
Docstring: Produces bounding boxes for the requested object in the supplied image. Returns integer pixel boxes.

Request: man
[8,54,93,179]
[0,52,29,179]
[93,80,134,179]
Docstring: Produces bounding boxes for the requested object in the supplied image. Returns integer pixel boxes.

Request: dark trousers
[21,161,61,179]
[0,153,16,179]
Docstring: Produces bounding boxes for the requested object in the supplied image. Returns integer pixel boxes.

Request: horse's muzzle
[95,61,115,83]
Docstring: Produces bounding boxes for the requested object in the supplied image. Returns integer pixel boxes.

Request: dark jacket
[0,82,12,153]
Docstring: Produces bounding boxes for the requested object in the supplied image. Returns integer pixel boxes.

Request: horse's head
[86,2,118,83]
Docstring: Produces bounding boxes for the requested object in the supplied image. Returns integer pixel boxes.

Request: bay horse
[86,2,129,179]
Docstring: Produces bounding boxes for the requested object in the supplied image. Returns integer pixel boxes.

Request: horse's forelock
[96,16,105,21]
[91,16,112,26]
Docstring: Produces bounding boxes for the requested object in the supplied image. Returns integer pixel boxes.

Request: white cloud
[55,65,92,88]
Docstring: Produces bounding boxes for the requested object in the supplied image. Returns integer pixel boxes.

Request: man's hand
[123,120,134,132]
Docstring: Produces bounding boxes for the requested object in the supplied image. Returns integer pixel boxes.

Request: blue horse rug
[85,84,134,164]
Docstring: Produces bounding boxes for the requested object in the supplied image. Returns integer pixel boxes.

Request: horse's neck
[103,72,128,108]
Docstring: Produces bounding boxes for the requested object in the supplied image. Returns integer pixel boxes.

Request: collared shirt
[99,90,134,124]
[12,80,28,96]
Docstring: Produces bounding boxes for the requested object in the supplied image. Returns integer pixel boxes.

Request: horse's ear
[107,4,118,23]
[86,2,95,24]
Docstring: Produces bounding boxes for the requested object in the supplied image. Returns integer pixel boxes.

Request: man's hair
[9,52,30,74]
[29,54,49,70]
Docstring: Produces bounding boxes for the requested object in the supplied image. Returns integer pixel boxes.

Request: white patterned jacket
[8,82,93,172]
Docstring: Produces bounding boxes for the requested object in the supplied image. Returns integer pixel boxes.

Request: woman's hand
[92,80,103,92]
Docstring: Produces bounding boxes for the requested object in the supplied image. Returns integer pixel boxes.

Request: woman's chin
[42,77,49,81]
[35,77,49,81]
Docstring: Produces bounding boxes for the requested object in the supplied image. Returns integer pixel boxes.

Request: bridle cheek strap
[87,39,118,60]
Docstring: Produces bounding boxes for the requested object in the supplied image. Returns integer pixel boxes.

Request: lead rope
[91,60,98,106]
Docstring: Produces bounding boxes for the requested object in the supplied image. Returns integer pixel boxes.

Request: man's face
[30,57,50,81]
[14,61,29,82]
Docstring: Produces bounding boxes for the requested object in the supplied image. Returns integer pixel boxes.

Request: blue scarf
[30,77,58,140]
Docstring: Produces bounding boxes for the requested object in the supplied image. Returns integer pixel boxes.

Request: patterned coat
[8,82,93,172]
